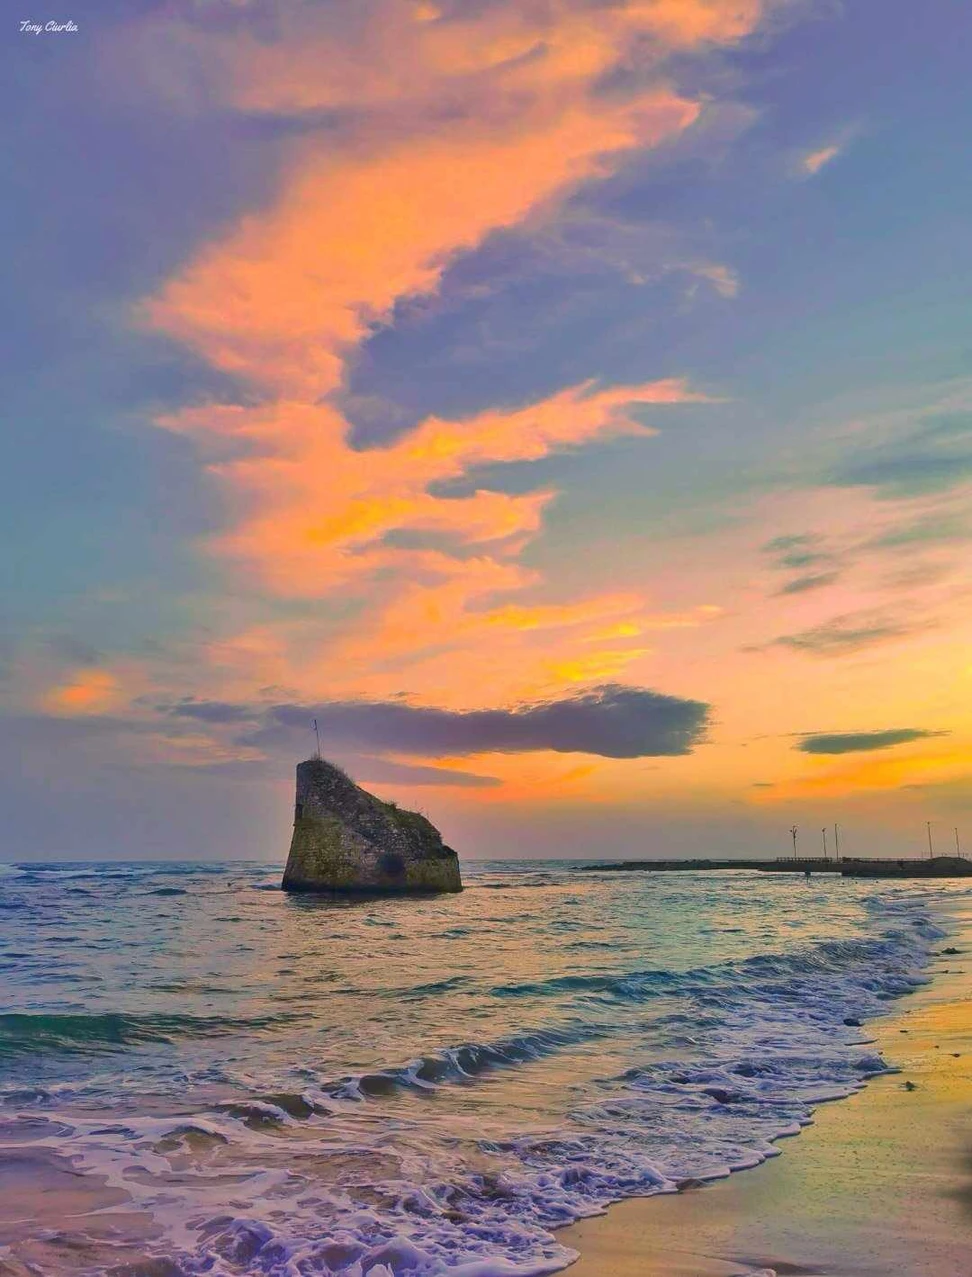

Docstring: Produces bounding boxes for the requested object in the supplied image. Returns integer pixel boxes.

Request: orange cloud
[144,97,699,398]
[640,0,763,45]
[154,2,764,119]
[142,1,758,397]
[134,0,766,717]
[801,143,842,176]
[159,377,704,599]
[43,669,121,715]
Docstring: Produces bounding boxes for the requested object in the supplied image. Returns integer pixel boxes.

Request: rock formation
[281,758,463,894]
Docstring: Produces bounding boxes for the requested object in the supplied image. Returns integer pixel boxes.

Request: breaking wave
[0,1010,307,1057]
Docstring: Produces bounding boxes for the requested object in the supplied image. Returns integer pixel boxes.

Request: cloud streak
[828,412,972,498]
[762,532,841,596]
[796,728,946,755]
[170,683,712,760]
[769,612,915,656]
[776,572,839,595]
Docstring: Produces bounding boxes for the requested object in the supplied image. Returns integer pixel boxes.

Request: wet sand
[0,1133,163,1276]
[563,900,972,1277]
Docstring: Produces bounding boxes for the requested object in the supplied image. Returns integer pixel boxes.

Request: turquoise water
[0,860,951,1275]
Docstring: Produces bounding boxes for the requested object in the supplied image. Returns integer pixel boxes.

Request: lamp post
[926,820,934,859]
[834,823,840,862]
[822,827,828,860]
[790,825,798,861]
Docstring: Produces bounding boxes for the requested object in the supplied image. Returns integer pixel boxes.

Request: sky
[2,0,971,862]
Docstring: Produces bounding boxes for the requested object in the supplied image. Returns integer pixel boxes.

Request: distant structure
[282,758,463,894]
[583,856,972,878]
[838,856,972,879]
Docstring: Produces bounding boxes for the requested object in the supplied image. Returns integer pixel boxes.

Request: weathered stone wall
[282,758,463,894]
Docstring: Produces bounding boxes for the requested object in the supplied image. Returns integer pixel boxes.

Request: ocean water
[0,859,952,1276]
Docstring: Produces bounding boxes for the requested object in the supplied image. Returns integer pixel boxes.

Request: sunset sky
[3,0,970,861]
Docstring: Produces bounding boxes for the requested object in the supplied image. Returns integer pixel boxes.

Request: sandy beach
[564,895,972,1277]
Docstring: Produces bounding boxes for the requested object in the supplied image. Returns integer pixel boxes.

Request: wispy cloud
[797,124,860,178]
[686,262,740,298]
[867,513,970,550]
[776,571,839,595]
[827,412,972,498]
[801,143,842,176]
[770,611,915,656]
[763,533,835,569]
[762,532,840,594]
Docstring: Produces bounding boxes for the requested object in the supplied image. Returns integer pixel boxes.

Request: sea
[0,859,956,1276]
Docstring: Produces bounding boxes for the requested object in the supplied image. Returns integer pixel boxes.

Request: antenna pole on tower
[313,718,322,760]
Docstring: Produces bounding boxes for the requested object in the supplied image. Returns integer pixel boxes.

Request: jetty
[582,856,972,878]
[837,855,972,878]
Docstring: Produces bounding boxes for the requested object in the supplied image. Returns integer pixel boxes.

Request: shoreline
[561,892,972,1276]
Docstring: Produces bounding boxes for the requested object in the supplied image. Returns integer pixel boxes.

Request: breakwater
[583,856,972,878]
